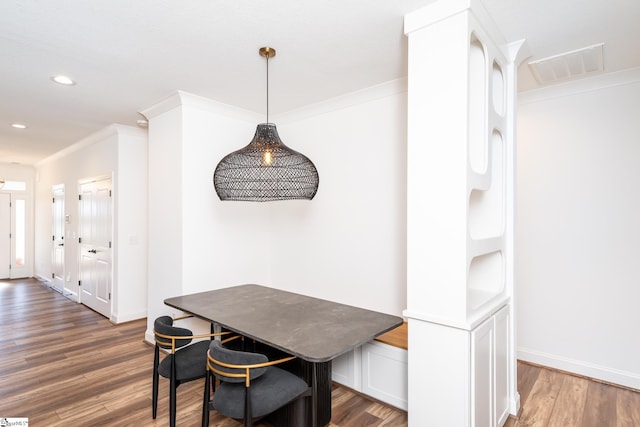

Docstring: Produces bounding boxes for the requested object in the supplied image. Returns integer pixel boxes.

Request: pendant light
[213,47,319,201]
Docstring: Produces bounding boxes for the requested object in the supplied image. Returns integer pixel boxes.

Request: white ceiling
[1,0,639,165]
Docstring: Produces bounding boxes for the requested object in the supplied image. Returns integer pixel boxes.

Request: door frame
[0,179,34,279]
[0,193,10,279]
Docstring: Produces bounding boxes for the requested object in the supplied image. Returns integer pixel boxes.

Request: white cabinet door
[471,304,510,427]
[362,341,408,410]
[471,316,494,427]
[494,306,510,426]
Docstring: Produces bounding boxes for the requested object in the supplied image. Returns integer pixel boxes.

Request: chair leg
[244,387,252,427]
[152,345,160,419]
[170,356,177,427]
[202,371,211,427]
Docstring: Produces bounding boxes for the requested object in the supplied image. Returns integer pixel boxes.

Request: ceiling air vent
[528,43,604,84]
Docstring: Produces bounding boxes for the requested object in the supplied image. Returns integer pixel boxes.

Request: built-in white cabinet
[494,306,510,425]
[332,346,361,390]
[472,305,510,427]
[472,315,494,427]
[362,341,408,410]
[403,0,524,424]
[332,341,408,411]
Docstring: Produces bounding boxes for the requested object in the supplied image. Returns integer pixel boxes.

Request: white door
[78,179,112,318]
[0,193,10,279]
[52,186,65,291]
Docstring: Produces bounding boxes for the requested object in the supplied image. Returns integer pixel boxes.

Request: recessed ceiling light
[51,75,76,86]
[11,123,27,129]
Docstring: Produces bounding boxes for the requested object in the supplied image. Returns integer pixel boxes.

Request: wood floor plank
[616,387,640,426]
[547,374,589,427]
[516,368,565,426]
[582,381,618,427]
[517,361,542,407]
[378,409,409,426]
[514,362,640,427]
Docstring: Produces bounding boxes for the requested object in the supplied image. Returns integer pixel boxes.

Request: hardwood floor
[3,278,639,426]
[507,361,640,427]
[0,278,407,426]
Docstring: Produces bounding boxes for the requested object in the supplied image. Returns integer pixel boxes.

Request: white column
[403,0,524,425]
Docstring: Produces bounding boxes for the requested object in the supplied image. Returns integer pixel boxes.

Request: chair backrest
[208,340,268,384]
[154,316,193,350]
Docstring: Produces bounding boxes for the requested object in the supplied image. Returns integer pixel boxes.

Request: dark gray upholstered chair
[202,339,309,427]
[153,315,229,427]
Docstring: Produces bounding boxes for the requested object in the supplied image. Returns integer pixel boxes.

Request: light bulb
[263,150,273,166]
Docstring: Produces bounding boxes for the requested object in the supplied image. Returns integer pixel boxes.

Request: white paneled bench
[332,322,408,410]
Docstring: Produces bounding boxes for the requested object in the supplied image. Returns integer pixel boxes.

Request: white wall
[273,80,407,315]
[34,125,148,322]
[144,84,407,339]
[516,68,640,389]
[144,92,273,337]
[181,100,273,291]
[113,127,148,322]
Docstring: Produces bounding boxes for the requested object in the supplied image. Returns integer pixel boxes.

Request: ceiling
[1,0,639,165]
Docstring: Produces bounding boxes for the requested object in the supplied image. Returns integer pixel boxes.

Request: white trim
[35,274,53,286]
[518,347,640,390]
[62,288,78,302]
[111,310,147,324]
[36,125,146,166]
[140,81,406,128]
[140,90,261,122]
[518,66,640,105]
[144,329,155,346]
[403,296,510,331]
[404,0,505,50]
[510,393,521,417]
[274,78,406,125]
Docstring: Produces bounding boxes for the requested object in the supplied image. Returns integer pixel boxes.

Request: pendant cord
[266,54,269,124]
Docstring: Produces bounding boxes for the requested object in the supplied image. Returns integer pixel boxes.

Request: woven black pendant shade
[213,46,319,202]
[213,123,319,201]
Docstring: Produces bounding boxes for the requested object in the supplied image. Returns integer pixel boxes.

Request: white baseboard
[518,347,640,390]
[111,310,147,324]
[35,274,52,286]
[62,289,78,302]
[510,393,520,417]
[144,329,155,345]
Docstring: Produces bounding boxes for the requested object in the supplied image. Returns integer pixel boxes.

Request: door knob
[88,249,97,253]
[58,243,64,246]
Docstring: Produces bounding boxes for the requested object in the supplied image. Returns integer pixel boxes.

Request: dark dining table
[164,284,403,427]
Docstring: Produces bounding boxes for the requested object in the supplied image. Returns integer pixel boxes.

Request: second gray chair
[202,339,309,427]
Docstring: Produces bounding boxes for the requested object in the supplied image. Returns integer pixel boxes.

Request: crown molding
[519,66,640,105]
